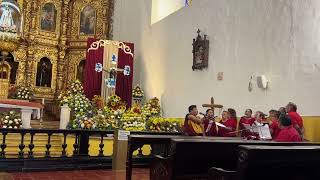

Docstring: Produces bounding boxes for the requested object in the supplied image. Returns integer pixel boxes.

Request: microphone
[199,112,206,116]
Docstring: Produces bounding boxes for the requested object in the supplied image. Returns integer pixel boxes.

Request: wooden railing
[0,128,181,172]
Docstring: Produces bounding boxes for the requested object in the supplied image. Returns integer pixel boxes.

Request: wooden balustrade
[0,129,181,172]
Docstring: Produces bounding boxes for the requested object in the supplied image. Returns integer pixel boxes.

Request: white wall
[113,0,320,117]
[151,0,186,24]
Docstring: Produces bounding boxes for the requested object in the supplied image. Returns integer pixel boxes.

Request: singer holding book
[239,109,255,137]
[217,110,237,137]
[202,109,218,136]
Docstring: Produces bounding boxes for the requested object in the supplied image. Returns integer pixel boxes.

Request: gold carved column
[56,0,70,96]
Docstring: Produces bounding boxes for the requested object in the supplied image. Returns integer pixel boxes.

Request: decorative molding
[88,40,133,57]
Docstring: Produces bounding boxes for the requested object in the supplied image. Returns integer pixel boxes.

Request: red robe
[203,118,217,136]
[183,114,200,136]
[239,117,255,137]
[276,126,301,142]
[218,118,237,137]
[270,119,281,140]
[288,112,303,129]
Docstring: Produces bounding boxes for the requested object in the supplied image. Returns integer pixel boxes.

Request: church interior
[0,0,320,179]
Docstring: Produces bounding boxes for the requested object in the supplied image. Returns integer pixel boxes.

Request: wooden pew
[126,135,241,180]
[209,145,320,180]
[150,138,319,180]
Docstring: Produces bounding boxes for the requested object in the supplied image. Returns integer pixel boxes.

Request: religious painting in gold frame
[40,3,57,32]
[79,5,96,35]
[192,29,209,71]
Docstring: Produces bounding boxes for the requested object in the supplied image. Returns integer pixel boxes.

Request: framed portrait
[79,6,96,35]
[40,3,57,32]
[192,29,209,71]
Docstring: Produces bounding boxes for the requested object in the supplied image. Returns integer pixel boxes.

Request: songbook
[215,122,227,128]
[242,123,272,140]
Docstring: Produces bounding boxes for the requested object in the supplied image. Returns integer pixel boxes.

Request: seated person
[254,111,268,125]
[239,109,255,137]
[269,110,281,140]
[279,107,286,115]
[184,105,204,136]
[217,111,237,137]
[276,115,301,142]
[203,109,217,136]
[286,102,304,139]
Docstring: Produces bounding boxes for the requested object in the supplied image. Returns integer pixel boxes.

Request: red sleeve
[288,113,298,127]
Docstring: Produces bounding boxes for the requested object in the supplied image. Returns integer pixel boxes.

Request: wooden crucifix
[202,97,223,116]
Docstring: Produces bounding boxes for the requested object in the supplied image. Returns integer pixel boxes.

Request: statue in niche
[76,59,86,83]
[192,29,209,71]
[4,53,18,84]
[36,57,52,87]
[0,62,9,79]
[79,5,96,35]
[40,3,57,32]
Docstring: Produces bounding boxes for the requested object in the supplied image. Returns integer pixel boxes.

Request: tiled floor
[4,169,149,180]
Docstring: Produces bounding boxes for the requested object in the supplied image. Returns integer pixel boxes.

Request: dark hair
[206,109,213,114]
[287,102,297,112]
[280,115,292,126]
[246,109,252,114]
[269,110,281,119]
[188,105,197,113]
[279,107,286,114]
[256,111,266,119]
[228,108,237,120]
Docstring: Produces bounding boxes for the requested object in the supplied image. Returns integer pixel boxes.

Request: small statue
[0,4,16,32]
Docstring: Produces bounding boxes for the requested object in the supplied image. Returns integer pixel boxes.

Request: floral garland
[146,117,182,133]
[132,85,144,98]
[0,111,22,129]
[142,97,161,117]
[14,86,34,100]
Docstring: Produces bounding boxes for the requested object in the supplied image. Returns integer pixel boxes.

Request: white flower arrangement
[0,111,22,129]
[14,87,34,100]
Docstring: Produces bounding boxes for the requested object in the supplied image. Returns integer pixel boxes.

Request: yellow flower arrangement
[120,111,145,131]
[147,117,182,132]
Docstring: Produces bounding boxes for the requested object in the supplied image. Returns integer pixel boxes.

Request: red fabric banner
[83,38,103,100]
[116,43,134,108]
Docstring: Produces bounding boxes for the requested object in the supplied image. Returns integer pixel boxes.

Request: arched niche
[76,59,86,83]
[36,57,52,87]
[0,52,19,84]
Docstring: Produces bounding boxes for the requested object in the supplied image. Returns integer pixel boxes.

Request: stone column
[21,109,33,129]
[60,104,70,129]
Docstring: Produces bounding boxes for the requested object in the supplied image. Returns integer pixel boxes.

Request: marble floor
[3,169,149,180]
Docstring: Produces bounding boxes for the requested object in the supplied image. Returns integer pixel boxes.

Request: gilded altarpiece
[12,0,114,99]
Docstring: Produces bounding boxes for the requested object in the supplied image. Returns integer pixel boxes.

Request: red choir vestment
[288,112,304,129]
[218,118,237,137]
[276,126,301,142]
[270,119,281,140]
[203,118,217,136]
[239,117,255,137]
